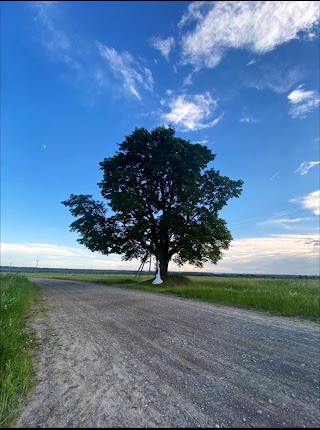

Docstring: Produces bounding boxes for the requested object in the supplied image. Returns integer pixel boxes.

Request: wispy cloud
[0,242,140,270]
[97,42,153,101]
[31,1,81,70]
[179,1,320,70]
[182,73,194,86]
[177,234,320,275]
[288,86,318,103]
[160,92,223,131]
[260,217,315,230]
[259,189,320,230]
[249,65,304,95]
[287,85,320,118]
[291,189,320,216]
[270,172,279,181]
[245,59,257,67]
[1,242,90,259]
[29,2,115,103]
[302,190,320,215]
[213,234,320,275]
[294,161,320,175]
[150,36,175,60]
[30,2,153,103]
[239,116,259,124]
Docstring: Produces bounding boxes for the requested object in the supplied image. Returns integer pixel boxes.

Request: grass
[168,276,320,319]
[28,272,319,320]
[0,274,40,427]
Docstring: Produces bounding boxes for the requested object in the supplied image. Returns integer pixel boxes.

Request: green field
[27,271,320,320]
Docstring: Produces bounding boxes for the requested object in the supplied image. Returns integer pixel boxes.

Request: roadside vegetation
[0,274,40,427]
[28,272,319,320]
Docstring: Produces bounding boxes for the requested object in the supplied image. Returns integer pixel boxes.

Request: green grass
[28,272,319,320]
[0,274,40,427]
[167,276,320,319]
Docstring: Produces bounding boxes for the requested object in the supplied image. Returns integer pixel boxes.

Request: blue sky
[1,1,319,275]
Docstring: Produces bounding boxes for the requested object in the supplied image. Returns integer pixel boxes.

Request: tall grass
[29,272,319,319]
[167,276,320,318]
[0,274,39,427]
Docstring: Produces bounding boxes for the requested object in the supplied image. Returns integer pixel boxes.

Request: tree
[62,126,243,277]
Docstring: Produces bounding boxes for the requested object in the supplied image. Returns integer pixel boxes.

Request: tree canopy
[62,126,243,276]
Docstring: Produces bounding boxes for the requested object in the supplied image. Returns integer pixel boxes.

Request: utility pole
[34,259,40,273]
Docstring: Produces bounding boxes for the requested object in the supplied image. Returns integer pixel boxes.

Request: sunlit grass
[28,272,319,319]
[0,274,40,427]
[167,276,319,318]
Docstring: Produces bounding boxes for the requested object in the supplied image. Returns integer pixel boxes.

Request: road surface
[12,278,320,428]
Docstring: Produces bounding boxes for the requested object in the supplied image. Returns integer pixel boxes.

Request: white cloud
[30,2,116,102]
[150,36,175,59]
[30,3,153,103]
[258,190,319,230]
[288,85,320,118]
[250,66,304,94]
[204,234,320,275]
[294,160,320,175]
[1,242,89,259]
[178,1,209,29]
[302,190,320,215]
[2,234,319,275]
[31,1,80,69]
[160,92,223,131]
[245,59,257,67]
[239,116,259,124]
[172,234,320,275]
[270,172,279,181]
[179,1,320,70]
[0,242,141,270]
[183,73,194,86]
[288,87,317,104]
[259,217,315,230]
[97,42,153,101]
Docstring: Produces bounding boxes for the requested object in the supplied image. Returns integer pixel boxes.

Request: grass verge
[0,274,40,427]
[28,272,319,320]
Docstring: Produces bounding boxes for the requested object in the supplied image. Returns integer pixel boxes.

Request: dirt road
[12,278,319,428]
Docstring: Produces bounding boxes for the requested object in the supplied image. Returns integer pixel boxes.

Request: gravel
[11,278,320,428]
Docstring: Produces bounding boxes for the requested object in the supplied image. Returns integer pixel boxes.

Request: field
[25,271,320,319]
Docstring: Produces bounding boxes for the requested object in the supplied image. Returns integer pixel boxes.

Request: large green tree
[62,126,243,277]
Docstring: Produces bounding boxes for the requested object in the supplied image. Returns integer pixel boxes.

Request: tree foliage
[62,126,243,276]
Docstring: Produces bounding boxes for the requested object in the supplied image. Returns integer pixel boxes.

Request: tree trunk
[158,255,169,277]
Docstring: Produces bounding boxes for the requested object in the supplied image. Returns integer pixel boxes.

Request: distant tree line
[1,266,319,279]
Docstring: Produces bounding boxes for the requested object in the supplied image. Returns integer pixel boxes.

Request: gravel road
[12,278,319,428]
